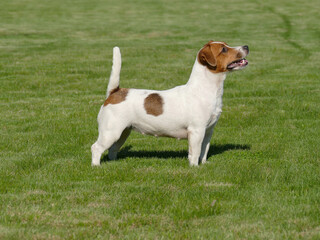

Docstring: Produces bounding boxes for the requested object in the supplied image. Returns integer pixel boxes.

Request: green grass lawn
[1,0,320,239]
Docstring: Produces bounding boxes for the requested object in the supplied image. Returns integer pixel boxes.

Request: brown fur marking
[144,93,164,116]
[104,88,129,106]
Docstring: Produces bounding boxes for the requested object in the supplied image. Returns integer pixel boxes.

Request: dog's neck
[186,59,226,98]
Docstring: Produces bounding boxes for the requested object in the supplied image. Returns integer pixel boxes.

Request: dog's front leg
[199,125,215,164]
[188,128,206,166]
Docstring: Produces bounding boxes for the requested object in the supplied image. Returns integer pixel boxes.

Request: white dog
[92,41,249,166]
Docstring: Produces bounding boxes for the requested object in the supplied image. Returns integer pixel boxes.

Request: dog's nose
[243,45,249,53]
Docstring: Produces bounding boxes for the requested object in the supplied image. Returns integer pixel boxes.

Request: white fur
[91,44,247,166]
[106,47,121,98]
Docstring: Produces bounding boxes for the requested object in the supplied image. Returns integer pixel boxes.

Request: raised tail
[106,47,121,98]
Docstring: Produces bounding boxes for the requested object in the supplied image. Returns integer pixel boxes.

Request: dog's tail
[106,47,121,98]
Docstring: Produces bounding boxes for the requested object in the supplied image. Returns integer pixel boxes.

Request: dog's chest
[206,90,223,127]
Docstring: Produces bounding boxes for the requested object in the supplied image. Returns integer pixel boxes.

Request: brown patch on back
[198,41,244,73]
[103,88,129,106]
[144,93,164,116]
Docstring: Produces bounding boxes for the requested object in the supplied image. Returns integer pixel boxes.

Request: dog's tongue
[229,59,248,69]
[239,59,248,66]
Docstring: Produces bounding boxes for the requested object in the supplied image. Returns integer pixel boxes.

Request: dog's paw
[189,162,199,167]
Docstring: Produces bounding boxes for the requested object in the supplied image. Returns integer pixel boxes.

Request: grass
[1,0,320,239]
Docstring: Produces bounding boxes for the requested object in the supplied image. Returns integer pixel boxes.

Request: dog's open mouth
[227,59,248,70]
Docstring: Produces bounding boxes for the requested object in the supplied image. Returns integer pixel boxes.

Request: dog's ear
[198,43,216,69]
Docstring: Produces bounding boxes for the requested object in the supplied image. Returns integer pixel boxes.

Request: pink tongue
[239,59,248,66]
[230,59,248,68]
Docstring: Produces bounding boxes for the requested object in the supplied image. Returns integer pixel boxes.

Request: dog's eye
[222,47,228,53]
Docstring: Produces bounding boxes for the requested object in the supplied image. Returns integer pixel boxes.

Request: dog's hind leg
[108,127,131,160]
[91,127,127,166]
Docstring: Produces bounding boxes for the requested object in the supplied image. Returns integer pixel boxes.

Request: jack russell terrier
[91,41,249,166]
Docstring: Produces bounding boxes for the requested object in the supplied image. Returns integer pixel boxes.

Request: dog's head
[198,41,249,73]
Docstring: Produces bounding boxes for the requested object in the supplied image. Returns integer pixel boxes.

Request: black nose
[243,45,249,53]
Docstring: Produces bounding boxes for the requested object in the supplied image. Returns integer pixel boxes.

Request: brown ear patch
[144,93,164,116]
[198,43,217,70]
[104,87,129,106]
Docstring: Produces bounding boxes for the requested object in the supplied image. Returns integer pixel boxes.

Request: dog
[91,41,249,166]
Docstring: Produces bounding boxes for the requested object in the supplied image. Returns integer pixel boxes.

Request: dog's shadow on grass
[101,143,250,163]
